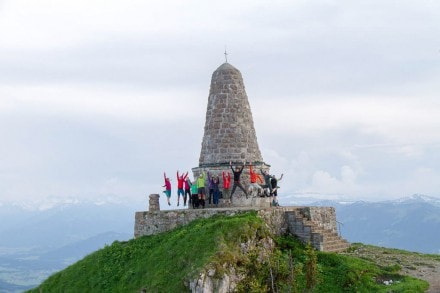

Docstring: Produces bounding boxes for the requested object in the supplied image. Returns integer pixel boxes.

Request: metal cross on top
[224,47,228,63]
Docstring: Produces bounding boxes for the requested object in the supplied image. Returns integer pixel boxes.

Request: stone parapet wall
[297,206,338,233]
[134,208,257,238]
[134,206,347,252]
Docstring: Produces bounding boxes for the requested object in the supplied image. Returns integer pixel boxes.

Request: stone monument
[192,62,271,205]
[135,61,350,254]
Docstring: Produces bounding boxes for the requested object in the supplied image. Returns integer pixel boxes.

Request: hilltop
[2,196,440,291]
[27,212,432,292]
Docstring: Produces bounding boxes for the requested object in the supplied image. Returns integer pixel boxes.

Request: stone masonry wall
[134,206,344,251]
[194,62,271,199]
[298,206,338,233]
[191,164,271,201]
[198,63,263,166]
[134,208,255,238]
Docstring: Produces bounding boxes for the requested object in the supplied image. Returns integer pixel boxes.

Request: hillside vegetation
[28,212,429,292]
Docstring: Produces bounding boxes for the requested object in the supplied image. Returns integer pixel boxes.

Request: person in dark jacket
[230,161,248,201]
[270,173,283,206]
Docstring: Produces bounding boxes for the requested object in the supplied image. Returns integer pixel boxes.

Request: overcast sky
[1,0,440,208]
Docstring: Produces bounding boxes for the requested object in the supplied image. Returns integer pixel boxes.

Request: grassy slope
[27,212,429,293]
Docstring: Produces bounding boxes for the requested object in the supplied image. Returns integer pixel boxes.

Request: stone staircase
[285,209,350,253]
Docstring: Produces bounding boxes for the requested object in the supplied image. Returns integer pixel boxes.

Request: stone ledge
[133,205,349,252]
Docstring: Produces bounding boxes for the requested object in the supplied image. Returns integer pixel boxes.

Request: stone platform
[191,195,273,209]
[134,203,350,252]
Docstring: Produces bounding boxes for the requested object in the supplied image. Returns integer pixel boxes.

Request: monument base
[191,163,271,200]
[189,196,273,209]
[134,205,350,252]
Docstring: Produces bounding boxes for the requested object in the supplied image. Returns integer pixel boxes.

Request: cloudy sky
[1,0,440,208]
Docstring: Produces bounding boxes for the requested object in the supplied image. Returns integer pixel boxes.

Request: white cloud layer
[1,0,440,204]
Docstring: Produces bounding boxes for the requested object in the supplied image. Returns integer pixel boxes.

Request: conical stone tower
[192,62,270,203]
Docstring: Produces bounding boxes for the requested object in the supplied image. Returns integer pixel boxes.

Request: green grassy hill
[27,212,429,292]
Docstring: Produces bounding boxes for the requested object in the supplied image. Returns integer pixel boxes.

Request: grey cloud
[2,1,440,203]
[0,35,220,90]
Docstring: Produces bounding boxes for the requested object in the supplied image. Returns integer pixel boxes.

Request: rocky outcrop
[134,204,350,291]
[188,235,276,293]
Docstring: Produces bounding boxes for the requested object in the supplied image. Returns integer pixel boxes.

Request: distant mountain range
[0,194,439,292]
[337,195,440,254]
[0,202,134,293]
[0,202,135,249]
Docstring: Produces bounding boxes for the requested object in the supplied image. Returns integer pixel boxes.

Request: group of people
[162,162,283,208]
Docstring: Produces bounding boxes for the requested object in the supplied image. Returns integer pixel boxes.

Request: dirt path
[342,244,440,292]
[404,262,440,293]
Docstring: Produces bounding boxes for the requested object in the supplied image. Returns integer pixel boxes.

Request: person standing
[207,171,215,206]
[176,170,188,206]
[189,178,199,208]
[230,161,248,201]
[162,172,172,206]
[222,170,231,203]
[183,177,192,207]
[196,170,206,208]
[212,175,220,207]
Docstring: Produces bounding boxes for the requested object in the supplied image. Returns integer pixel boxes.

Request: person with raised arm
[248,164,264,197]
[222,170,231,204]
[162,172,172,206]
[270,173,284,207]
[260,168,272,197]
[176,170,188,206]
[230,161,248,201]
[183,176,191,207]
